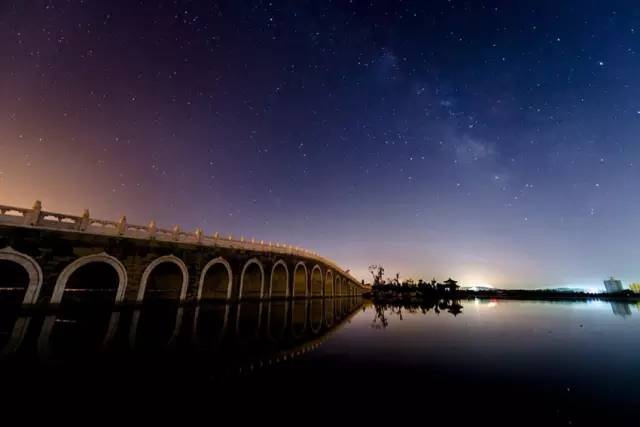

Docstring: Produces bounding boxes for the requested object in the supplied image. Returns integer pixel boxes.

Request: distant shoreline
[459,289,640,303]
[367,288,640,303]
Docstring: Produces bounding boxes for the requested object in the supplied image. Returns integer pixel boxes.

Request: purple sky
[2,1,640,288]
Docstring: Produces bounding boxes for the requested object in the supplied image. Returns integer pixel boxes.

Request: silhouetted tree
[368,265,385,286]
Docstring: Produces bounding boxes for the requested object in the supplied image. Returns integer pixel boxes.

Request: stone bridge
[0,201,369,307]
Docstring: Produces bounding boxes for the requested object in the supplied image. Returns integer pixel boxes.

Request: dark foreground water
[1,297,639,425]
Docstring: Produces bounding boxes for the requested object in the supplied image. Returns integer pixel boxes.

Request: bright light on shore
[467,283,494,290]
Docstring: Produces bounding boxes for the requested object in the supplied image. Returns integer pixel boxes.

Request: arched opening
[293,263,307,298]
[0,248,43,305]
[270,261,288,299]
[239,259,264,300]
[52,254,127,305]
[63,262,120,305]
[199,258,232,301]
[311,266,323,297]
[0,260,30,305]
[335,277,342,296]
[142,262,185,302]
[324,271,334,297]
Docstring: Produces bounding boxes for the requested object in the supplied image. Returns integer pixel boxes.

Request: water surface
[1,298,638,424]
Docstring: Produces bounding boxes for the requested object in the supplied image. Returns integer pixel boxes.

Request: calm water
[1,297,639,424]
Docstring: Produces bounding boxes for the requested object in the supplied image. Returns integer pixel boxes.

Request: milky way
[2,1,640,287]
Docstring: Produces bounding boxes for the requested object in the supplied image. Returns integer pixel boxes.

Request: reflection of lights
[487,299,498,308]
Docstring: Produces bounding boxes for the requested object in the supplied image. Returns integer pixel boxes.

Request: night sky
[2,1,640,288]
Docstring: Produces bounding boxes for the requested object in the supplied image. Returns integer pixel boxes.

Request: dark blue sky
[2,1,640,288]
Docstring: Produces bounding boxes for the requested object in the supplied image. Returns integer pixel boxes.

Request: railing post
[25,200,42,226]
[172,225,180,241]
[147,220,157,239]
[195,228,203,244]
[78,209,90,231]
[117,215,127,235]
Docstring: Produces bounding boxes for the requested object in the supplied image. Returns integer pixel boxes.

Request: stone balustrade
[0,201,367,289]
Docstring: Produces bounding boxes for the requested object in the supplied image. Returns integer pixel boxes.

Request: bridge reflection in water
[0,297,363,378]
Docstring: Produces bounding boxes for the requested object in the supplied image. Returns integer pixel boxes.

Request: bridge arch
[197,257,233,301]
[311,265,323,297]
[52,253,127,304]
[292,262,308,298]
[269,260,289,299]
[0,247,43,305]
[137,255,188,302]
[324,270,334,297]
[335,276,342,296]
[239,258,265,300]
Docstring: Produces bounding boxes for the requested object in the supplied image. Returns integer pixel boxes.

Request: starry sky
[1,1,640,289]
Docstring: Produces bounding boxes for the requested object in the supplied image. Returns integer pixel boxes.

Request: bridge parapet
[0,201,370,291]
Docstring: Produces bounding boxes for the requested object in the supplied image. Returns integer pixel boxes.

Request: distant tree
[368,265,385,286]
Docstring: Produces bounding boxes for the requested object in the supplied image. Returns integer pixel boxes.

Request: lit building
[603,277,623,293]
[629,283,640,294]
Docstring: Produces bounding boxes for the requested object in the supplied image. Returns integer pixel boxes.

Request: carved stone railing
[0,201,368,289]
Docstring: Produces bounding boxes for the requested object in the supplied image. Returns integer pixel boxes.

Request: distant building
[603,277,623,293]
[442,278,459,292]
[629,283,640,294]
